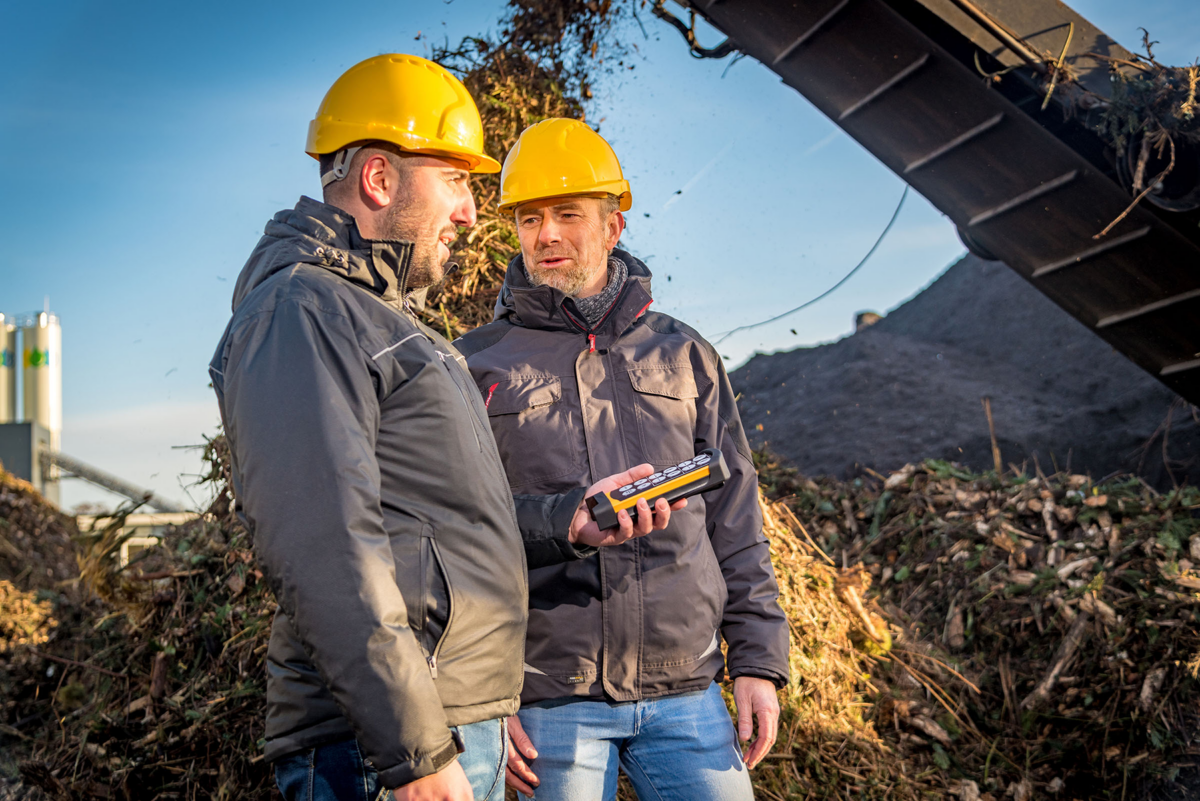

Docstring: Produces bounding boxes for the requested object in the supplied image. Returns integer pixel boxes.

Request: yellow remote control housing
[586,448,730,530]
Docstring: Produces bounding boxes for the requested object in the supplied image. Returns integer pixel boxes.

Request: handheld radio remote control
[586,448,730,530]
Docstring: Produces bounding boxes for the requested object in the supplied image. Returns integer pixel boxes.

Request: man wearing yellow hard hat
[210,57,683,801]
[458,119,790,801]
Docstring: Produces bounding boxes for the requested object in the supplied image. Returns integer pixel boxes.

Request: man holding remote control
[456,119,790,801]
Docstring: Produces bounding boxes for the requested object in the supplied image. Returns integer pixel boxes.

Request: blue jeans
[274,717,508,801]
[516,682,753,801]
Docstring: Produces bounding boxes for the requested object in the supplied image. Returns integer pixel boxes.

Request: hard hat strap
[320,146,364,188]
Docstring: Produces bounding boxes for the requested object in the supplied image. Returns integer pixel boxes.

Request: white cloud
[59,399,222,512]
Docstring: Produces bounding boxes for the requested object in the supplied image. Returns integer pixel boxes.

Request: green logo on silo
[24,348,50,368]
[0,350,13,368]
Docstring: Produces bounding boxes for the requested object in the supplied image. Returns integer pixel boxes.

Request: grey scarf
[572,256,628,327]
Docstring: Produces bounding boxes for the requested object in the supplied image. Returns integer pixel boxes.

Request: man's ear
[606,211,626,249]
[359,153,394,209]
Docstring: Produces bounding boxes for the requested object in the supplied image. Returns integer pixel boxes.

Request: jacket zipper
[424,537,455,680]
[561,286,634,353]
[419,536,437,679]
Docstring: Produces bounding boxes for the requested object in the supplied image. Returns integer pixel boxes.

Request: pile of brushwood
[5,442,1200,800]
[0,439,916,801]
[0,440,279,800]
[759,451,1200,800]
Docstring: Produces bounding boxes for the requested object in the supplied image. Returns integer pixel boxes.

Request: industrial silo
[22,312,62,453]
[0,315,14,423]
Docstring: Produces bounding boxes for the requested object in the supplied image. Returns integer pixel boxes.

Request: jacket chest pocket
[485,375,587,489]
[627,365,699,465]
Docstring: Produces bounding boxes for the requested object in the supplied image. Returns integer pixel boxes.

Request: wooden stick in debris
[779,503,836,565]
[1021,611,1091,710]
[1094,136,1176,239]
[982,397,1002,475]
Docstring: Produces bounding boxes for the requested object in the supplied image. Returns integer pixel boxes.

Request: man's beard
[526,251,601,298]
[383,202,453,290]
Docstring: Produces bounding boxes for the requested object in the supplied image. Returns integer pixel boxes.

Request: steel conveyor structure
[669,0,1200,404]
[42,449,186,513]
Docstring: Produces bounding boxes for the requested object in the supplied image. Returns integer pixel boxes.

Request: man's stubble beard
[526,249,606,298]
[384,201,452,290]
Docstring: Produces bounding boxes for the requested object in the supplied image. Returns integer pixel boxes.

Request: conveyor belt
[682,0,1200,404]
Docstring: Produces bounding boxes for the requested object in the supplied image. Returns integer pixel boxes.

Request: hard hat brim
[306,121,500,174]
[499,183,632,213]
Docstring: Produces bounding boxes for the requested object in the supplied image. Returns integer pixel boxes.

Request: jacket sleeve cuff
[376,734,460,790]
[728,666,790,689]
[513,487,596,569]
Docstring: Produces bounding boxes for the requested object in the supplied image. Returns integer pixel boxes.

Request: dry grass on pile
[743,497,938,801]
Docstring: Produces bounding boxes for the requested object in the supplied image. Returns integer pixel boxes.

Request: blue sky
[1,0,1195,509]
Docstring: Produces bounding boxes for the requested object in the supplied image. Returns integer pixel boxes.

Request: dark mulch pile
[733,255,1200,489]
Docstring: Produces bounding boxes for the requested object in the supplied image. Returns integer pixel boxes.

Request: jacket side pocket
[419,524,453,675]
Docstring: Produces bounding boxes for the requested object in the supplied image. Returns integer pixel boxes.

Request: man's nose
[453,184,478,228]
[538,217,561,246]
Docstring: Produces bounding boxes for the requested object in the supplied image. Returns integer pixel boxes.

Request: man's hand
[393,759,474,801]
[569,464,686,548]
[505,716,539,797]
[733,676,780,770]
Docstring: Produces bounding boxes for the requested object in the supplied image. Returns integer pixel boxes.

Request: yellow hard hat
[306,54,500,174]
[499,119,632,212]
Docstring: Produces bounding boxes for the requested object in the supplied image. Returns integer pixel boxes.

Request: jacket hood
[231,196,424,312]
[493,247,654,338]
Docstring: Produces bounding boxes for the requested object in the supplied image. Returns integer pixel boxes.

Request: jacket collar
[232,196,423,312]
[494,247,654,342]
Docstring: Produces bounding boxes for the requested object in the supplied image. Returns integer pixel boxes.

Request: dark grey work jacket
[209,197,588,788]
[456,249,790,705]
